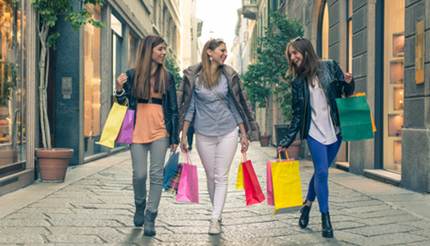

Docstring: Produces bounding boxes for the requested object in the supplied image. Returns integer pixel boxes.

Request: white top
[308,77,338,145]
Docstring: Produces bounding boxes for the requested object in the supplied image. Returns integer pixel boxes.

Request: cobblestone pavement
[1,142,430,245]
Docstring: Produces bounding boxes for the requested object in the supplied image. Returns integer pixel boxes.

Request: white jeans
[195,128,238,220]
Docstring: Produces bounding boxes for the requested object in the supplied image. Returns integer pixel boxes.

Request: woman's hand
[170,144,178,153]
[344,72,353,84]
[116,73,127,91]
[180,136,188,153]
[240,134,249,153]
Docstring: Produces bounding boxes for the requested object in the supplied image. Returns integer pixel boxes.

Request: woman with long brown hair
[278,37,354,238]
[115,35,179,236]
[178,38,259,235]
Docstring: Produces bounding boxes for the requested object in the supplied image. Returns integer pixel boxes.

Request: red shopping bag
[176,154,199,203]
[242,155,265,206]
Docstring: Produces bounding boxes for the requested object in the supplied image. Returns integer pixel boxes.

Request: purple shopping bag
[176,163,199,203]
[116,109,134,144]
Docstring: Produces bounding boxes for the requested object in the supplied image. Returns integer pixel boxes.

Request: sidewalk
[1,142,430,245]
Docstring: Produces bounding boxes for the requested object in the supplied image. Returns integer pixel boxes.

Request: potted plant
[259,132,271,147]
[242,12,303,142]
[32,0,104,182]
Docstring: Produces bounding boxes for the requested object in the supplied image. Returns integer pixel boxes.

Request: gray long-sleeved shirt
[185,74,243,137]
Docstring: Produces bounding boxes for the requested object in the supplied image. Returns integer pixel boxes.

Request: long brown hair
[133,35,167,99]
[286,37,320,86]
[199,38,226,88]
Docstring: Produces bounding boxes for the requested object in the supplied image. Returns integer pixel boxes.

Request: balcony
[242,0,257,20]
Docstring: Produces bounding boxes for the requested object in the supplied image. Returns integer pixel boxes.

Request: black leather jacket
[279,60,355,148]
[115,69,179,145]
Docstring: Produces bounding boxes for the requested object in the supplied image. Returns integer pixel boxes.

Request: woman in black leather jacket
[278,37,354,238]
[115,35,179,237]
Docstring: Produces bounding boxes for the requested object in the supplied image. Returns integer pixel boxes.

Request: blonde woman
[177,38,259,235]
[115,35,179,236]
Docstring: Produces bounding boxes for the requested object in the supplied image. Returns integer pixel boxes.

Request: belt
[137,98,163,105]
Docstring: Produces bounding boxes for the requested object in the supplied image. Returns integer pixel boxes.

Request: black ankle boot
[321,212,333,238]
[143,210,158,237]
[299,203,312,229]
[133,201,146,227]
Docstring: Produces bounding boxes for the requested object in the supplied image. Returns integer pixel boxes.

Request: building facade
[0,0,37,196]
[0,0,182,196]
[179,0,200,69]
[283,0,430,192]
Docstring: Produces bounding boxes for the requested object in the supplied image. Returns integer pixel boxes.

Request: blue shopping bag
[163,152,180,191]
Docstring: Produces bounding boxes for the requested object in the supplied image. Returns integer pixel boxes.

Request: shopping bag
[176,154,199,203]
[271,157,303,210]
[235,161,244,190]
[116,109,135,144]
[96,102,128,148]
[266,160,274,206]
[242,156,265,206]
[335,94,373,141]
[163,152,180,191]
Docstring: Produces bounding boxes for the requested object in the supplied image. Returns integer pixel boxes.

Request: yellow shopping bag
[96,102,128,148]
[271,159,303,211]
[235,161,244,190]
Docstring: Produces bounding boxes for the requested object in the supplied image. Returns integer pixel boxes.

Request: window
[83,4,102,156]
[0,0,26,171]
[383,0,404,173]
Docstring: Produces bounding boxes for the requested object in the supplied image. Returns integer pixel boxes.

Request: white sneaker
[208,219,221,235]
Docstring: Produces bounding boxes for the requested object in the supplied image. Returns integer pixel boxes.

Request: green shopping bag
[335,95,373,141]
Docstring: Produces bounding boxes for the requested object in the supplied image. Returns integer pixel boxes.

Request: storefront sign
[61,77,72,99]
[415,19,424,85]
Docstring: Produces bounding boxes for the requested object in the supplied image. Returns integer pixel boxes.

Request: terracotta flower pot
[35,148,73,182]
[260,135,271,147]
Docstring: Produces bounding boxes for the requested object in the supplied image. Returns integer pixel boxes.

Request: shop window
[383,0,404,173]
[0,0,26,170]
[83,4,102,156]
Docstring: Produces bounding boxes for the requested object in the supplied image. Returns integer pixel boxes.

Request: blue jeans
[306,135,342,213]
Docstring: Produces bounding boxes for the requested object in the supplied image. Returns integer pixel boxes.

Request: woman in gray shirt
[178,38,259,235]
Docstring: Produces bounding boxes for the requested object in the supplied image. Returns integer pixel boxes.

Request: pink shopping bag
[176,162,199,203]
[266,160,274,206]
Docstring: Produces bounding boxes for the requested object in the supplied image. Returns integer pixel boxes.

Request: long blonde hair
[199,39,225,88]
[133,35,167,99]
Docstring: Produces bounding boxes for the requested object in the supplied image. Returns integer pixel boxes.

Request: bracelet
[115,88,125,96]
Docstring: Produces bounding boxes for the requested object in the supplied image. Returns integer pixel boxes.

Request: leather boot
[298,203,312,229]
[133,201,146,227]
[321,212,333,238]
[143,210,158,237]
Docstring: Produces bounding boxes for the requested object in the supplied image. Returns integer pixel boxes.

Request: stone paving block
[48,217,123,227]
[348,208,407,219]
[356,214,419,226]
[71,208,132,216]
[334,221,367,230]
[0,226,49,234]
[0,218,51,227]
[0,234,45,244]
[345,223,417,236]
[352,232,428,245]
[46,234,105,244]
[29,198,77,208]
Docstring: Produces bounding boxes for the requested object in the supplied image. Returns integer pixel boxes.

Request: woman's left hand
[240,134,249,153]
[344,72,353,83]
[170,144,178,153]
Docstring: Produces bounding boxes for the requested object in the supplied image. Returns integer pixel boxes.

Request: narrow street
[1,142,430,245]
